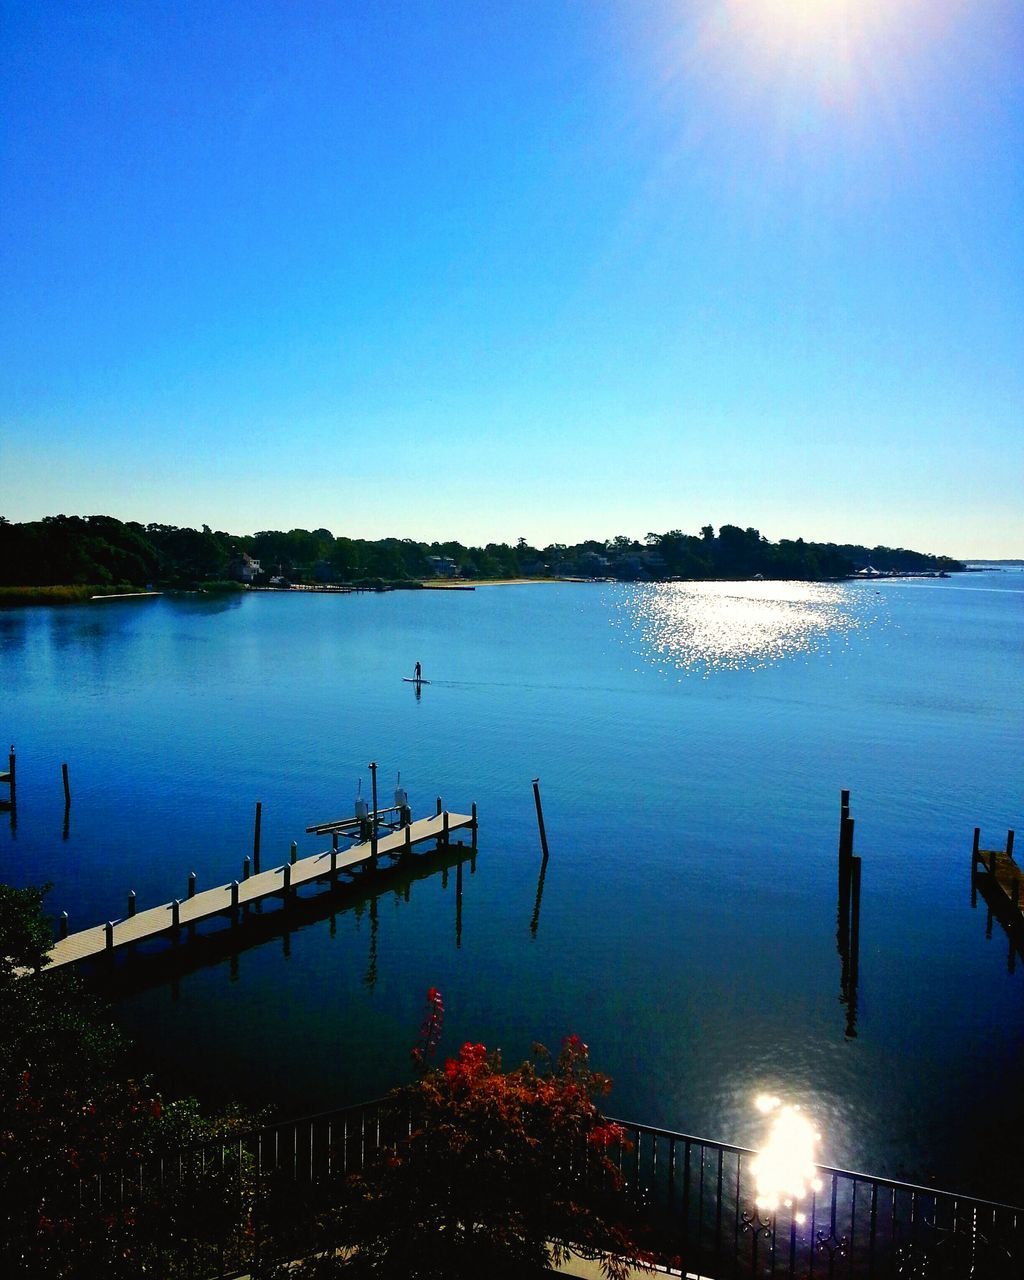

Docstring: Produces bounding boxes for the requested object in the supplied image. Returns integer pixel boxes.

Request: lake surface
[1,571,1022,1201]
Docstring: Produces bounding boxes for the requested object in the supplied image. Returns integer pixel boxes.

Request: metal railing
[607,1117,1022,1279]
[71,1098,1022,1279]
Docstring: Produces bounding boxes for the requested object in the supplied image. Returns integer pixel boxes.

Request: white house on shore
[228,552,261,583]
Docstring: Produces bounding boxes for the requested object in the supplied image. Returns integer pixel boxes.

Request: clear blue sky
[2,1,1021,555]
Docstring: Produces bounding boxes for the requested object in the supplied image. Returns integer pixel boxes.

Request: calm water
[1,572,1022,1200]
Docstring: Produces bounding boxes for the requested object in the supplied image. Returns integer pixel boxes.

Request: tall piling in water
[532,778,550,861]
[253,801,263,874]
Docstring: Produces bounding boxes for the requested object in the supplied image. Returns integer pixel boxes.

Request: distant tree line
[0,514,964,590]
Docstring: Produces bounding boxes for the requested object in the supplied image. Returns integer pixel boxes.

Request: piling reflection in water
[364,896,378,989]
[89,841,477,999]
[751,1095,822,1223]
[530,849,548,938]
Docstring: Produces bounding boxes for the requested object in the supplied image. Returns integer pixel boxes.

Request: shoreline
[0,568,972,609]
[419,576,570,588]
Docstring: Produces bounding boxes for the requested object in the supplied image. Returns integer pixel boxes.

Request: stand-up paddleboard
[403,677,431,684]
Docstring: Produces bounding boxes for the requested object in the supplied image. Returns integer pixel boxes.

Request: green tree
[0,885,159,1276]
[0,885,258,1278]
[328,536,358,580]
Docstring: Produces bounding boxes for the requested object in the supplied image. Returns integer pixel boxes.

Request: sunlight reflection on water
[752,1094,823,1220]
[615,580,876,675]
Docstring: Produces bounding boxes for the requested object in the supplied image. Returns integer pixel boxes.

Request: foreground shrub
[291,991,652,1280]
[0,885,256,1279]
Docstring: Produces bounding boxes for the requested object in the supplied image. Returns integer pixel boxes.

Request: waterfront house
[227,552,261,583]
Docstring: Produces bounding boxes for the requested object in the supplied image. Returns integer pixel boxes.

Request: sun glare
[720,0,897,102]
[662,0,937,121]
[751,1095,823,1222]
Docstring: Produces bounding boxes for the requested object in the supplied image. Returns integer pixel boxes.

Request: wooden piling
[1008,830,1016,859]
[838,814,854,947]
[62,762,71,807]
[171,899,180,929]
[127,890,136,918]
[442,810,450,847]
[436,795,443,816]
[187,872,196,899]
[253,801,263,874]
[283,863,292,894]
[839,815,855,893]
[6,746,15,809]
[290,840,298,865]
[105,921,114,951]
[973,827,981,861]
[231,880,239,911]
[405,824,412,855]
[471,801,478,849]
[59,910,68,940]
[243,855,250,880]
[532,779,550,860]
[369,761,379,867]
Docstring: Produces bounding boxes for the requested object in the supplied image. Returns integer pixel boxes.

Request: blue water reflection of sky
[0,573,1021,1200]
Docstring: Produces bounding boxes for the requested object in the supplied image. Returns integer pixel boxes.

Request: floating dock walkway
[973,827,1021,914]
[42,809,476,972]
[0,745,14,811]
[971,826,1022,972]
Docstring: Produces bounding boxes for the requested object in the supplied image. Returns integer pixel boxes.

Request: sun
[723,0,882,85]
[682,0,927,115]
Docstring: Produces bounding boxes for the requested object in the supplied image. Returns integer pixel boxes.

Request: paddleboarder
[414,661,422,682]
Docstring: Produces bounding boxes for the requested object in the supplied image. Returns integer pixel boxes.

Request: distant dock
[91,591,163,601]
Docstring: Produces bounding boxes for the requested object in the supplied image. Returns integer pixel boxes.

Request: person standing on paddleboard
[414,661,422,681]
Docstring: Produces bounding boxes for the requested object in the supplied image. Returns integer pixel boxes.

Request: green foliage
[0,885,153,1276]
[0,884,257,1278]
[0,585,154,606]
[0,884,56,975]
[0,513,965,595]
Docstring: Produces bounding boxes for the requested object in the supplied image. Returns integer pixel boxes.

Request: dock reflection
[88,843,477,998]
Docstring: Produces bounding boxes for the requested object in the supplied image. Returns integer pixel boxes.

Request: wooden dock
[972,828,1021,915]
[41,810,475,972]
[971,827,1022,972]
[977,848,1024,911]
[0,746,13,812]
